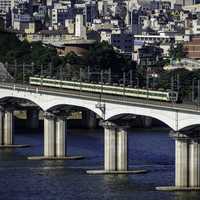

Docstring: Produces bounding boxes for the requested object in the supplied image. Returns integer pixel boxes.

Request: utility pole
[136,77,139,87]
[14,60,17,82]
[23,63,25,84]
[129,70,133,87]
[87,66,90,82]
[80,67,82,82]
[100,70,104,102]
[146,67,150,100]
[123,72,126,85]
[108,68,111,84]
[192,78,197,103]
[40,64,43,77]
[31,62,34,76]
[49,62,52,77]
[177,74,180,92]
[171,72,174,91]
[60,65,63,81]
[100,70,104,83]
[123,72,126,97]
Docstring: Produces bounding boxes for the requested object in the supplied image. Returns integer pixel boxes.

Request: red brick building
[184,35,200,59]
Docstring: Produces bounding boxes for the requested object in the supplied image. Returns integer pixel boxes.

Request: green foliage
[169,43,185,61]
[158,68,200,101]
[0,32,136,82]
[86,41,135,73]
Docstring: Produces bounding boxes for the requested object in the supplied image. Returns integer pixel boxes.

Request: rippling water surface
[0,129,199,200]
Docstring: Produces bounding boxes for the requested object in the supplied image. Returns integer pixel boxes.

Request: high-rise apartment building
[0,0,11,12]
[175,0,194,6]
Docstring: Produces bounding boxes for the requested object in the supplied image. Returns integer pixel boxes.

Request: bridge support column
[44,112,55,157]
[4,109,13,145]
[117,128,128,171]
[56,116,66,157]
[104,122,117,171]
[28,111,83,160]
[27,109,39,129]
[157,131,200,191]
[189,139,200,187]
[86,121,147,175]
[174,132,200,188]
[175,137,189,187]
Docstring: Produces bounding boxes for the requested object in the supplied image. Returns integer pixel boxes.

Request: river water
[0,129,200,200]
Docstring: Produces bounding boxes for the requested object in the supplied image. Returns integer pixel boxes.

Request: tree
[86,41,135,73]
[169,43,185,61]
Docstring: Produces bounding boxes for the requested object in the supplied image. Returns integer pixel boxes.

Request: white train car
[29,77,178,102]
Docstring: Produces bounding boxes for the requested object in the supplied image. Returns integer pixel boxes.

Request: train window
[169,93,177,97]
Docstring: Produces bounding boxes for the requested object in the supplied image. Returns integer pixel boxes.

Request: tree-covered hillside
[0,31,136,83]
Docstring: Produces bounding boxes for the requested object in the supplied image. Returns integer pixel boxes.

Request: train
[29,76,179,102]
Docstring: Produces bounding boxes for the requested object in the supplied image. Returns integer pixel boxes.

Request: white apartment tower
[75,14,86,39]
[175,0,194,6]
[0,0,11,12]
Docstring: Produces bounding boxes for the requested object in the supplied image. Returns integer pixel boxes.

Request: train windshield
[169,92,178,101]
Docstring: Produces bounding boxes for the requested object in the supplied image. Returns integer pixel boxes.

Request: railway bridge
[1,82,200,190]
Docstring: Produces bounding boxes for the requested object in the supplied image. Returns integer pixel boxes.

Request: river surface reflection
[0,129,199,200]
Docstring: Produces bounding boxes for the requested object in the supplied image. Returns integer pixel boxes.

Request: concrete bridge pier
[104,121,117,171]
[0,106,29,148]
[87,121,146,175]
[28,112,83,160]
[117,127,128,171]
[4,109,13,145]
[189,138,200,187]
[175,137,189,187]
[44,112,55,157]
[104,122,128,172]
[174,132,200,188]
[157,131,200,191]
[27,109,39,129]
[56,116,66,157]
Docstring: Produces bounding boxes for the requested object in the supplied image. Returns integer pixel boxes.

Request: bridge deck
[0,82,199,114]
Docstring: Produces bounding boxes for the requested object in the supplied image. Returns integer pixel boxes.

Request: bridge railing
[1,61,200,111]
[0,81,200,113]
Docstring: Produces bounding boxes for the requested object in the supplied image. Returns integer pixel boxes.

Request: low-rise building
[137,44,164,68]
[184,35,200,60]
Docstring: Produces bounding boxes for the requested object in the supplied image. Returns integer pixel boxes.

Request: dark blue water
[0,129,199,200]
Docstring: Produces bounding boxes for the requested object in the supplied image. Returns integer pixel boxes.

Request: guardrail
[0,82,200,114]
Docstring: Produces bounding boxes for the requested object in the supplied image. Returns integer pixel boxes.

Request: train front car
[168,91,179,103]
